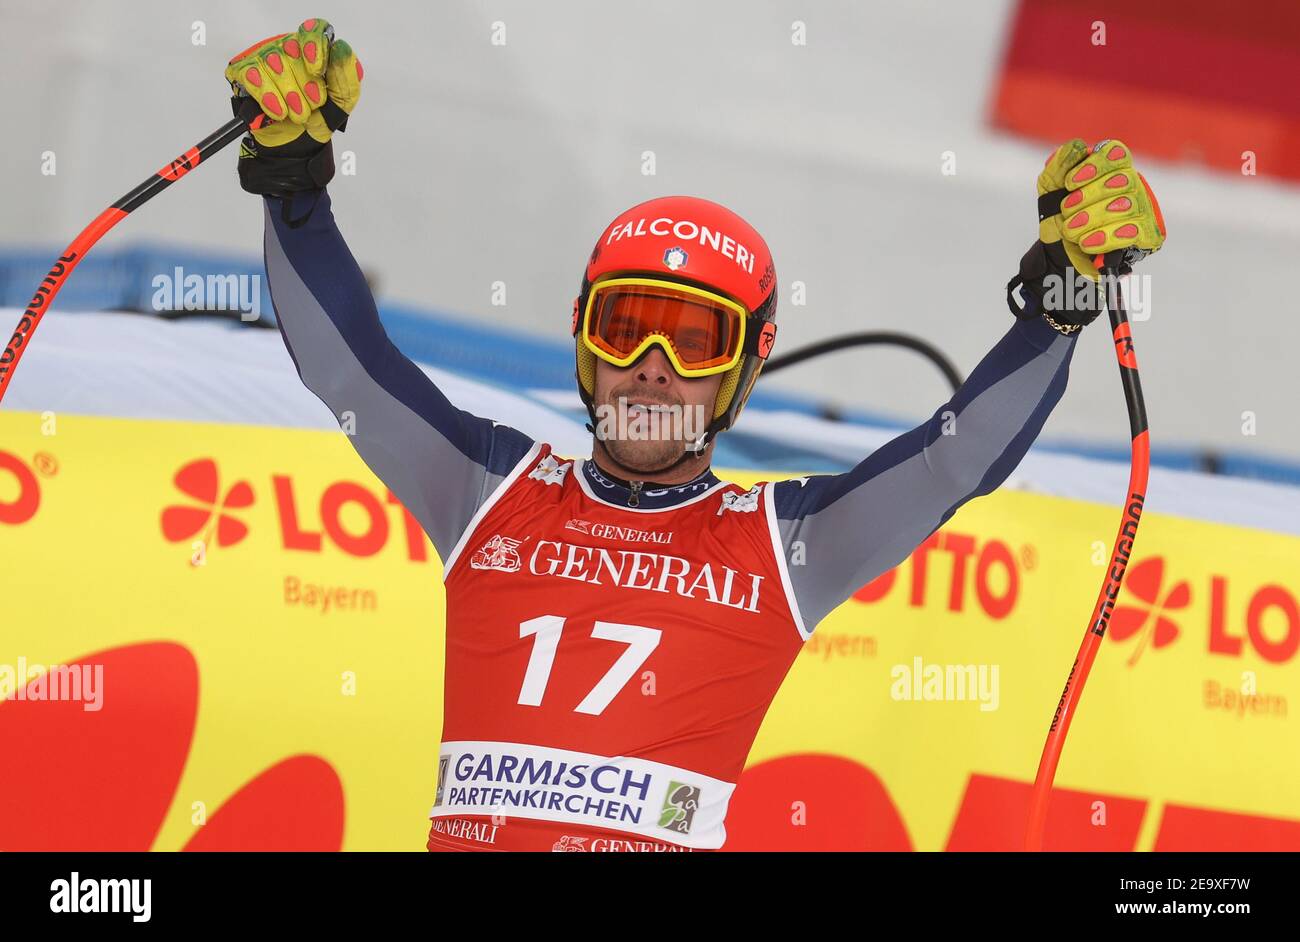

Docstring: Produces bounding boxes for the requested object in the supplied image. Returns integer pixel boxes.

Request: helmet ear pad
[576,333,598,404]
[713,359,745,421]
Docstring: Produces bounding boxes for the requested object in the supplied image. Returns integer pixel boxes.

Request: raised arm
[771,136,1166,635]
[262,188,534,564]
[773,315,1074,633]
[223,22,534,564]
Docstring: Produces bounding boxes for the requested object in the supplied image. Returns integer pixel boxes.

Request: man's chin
[602,439,685,476]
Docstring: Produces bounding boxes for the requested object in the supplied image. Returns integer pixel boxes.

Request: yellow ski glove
[225,18,363,148]
[1009,139,1166,331]
[1039,138,1166,280]
[223,18,363,216]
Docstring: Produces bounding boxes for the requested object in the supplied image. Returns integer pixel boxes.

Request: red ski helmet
[573,195,778,448]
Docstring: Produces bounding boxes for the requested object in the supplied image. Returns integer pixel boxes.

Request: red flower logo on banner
[160,458,254,550]
[1108,557,1190,666]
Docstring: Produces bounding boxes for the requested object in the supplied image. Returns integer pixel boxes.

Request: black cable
[761,331,964,394]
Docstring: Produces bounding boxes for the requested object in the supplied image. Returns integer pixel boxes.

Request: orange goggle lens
[584,279,746,376]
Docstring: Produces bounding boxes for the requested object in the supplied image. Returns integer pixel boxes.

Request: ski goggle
[580,277,749,377]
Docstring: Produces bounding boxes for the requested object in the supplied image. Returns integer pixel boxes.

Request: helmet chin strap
[652,433,711,476]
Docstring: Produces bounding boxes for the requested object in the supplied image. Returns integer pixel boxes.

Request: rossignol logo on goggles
[606,217,756,274]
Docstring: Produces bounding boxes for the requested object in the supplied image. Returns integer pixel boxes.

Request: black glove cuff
[1005,240,1102,328]
[237,135,335,194]
[234,132,335,229]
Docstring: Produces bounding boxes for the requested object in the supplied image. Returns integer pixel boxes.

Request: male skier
[225,20,1166,851]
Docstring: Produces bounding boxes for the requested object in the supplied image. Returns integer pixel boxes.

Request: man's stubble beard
[597,386,706,476]
[601,434,688,476]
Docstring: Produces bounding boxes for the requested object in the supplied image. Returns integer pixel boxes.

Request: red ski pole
[1024,270,1150,851]
[0,96,272,404]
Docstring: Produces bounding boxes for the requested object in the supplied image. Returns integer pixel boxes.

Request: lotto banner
[0,411,1297,851]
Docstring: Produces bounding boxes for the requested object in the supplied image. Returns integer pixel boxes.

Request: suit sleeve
[772,315,1077,634]
[261,188,535,564]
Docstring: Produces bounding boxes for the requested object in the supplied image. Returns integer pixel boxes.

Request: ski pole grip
[1096,247,1138,278]
[233,92,268,130]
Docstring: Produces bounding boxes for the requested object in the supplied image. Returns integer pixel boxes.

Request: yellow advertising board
[0,411,1296,850]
